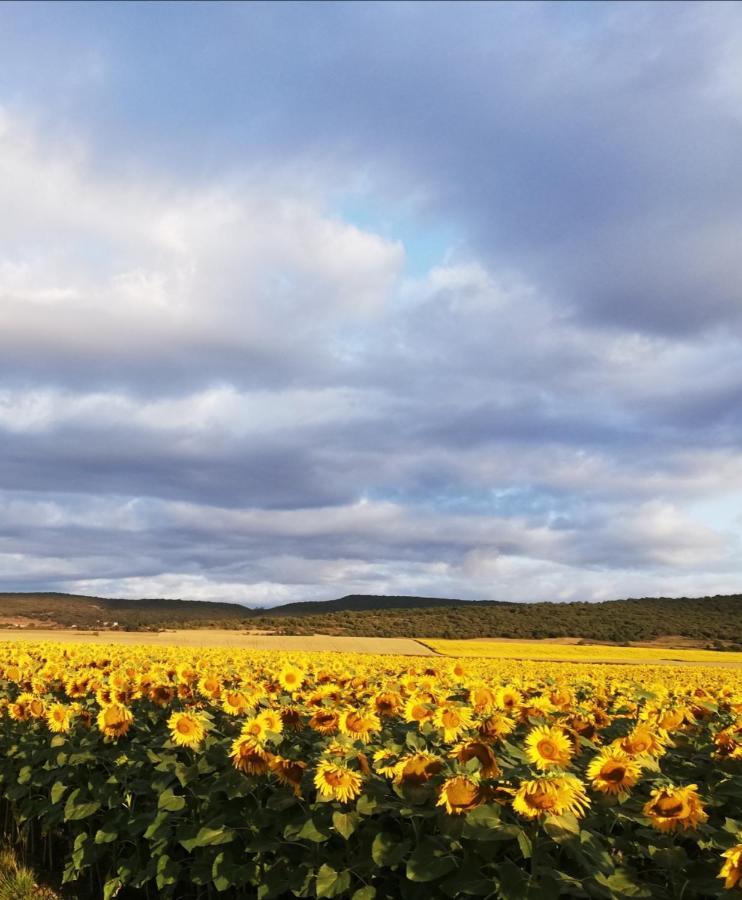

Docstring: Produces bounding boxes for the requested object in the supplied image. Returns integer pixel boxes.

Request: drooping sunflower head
[168,711,208,750]
[513,774,590,820]
[586,748,641,797]
[620,725,666,758]
[392,752,443,786]
[313,760,363,803]
[269,756,306,797]
[643,784,707,833]
[97,702,133,740]
[719,844,742,891]
[309,709,340,735]
[373,691,402,717]
[476,712,515,742]
[230,735,271,774]
[338,709,379,744]
[433,703,475,742]
[525,725,573,771]
[451,740,501,779]
[436,776,486,816]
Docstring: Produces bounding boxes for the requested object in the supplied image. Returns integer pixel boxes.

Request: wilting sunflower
[309,709,340,734]
[373,691,402,717]
[278,665,305,692]
[643,784,707,833]
[46,702,75,734]
[168,711,208,749]
[451,740,501,778]
[433,703,475,742]
[586,748,641,798]
[338,709,379,743]
[313,760,363,803]
[230,735,271,774]
[392,752,443,786]
[719,844,742,890]
[619,725,666,758]
[97,702,133,740]
[269,756,306,796]
[437,775,487,815]
[513,775,590,820]
[373,748,399,779]
[477,712,515,742]
[525,725,573,771]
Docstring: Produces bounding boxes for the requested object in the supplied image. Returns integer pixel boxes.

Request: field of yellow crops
[425,639,742,666]
[1,641,741,899]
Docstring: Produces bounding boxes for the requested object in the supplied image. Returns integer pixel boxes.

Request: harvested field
[0,628,434,655]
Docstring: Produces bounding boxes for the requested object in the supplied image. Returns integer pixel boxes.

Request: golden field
[0,640,741,898]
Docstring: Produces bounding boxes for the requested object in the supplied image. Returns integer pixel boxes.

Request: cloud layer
[1,2,742,605]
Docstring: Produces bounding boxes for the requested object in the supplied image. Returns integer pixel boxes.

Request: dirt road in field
[0,629,435,656]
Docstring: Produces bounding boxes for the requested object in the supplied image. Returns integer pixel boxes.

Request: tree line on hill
[0,591,740,647]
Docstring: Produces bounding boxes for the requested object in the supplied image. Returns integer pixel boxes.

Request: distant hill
[0,591,740,646]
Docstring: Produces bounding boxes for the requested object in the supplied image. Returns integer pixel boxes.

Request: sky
[1,1,742,607]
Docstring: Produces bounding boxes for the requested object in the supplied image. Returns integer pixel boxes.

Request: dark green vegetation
[1,592,741,646]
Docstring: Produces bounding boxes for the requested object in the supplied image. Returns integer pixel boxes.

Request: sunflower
[403,696,434,725]
[309,709,340,734]
[240,716,268,743]
[392,752,443,785]
[525,725,573,771]
[222,690,252,716]
[433,703,475,742]
[338,709,379,743]
[46,703,75,734]
[496,685,522,711]
[643,784,708,833]
[719,844,742,891]
[373,691,402,717]
[477,712,515,742]
[313,761,363,803]
[437,776,486,815]
[257,708,283,735]
[168,711,208,749]
[513,775,590,820]
[97,703,133,740]
[619,725,666,758]
[197,673,222,700]
[372,748,399,779]
[278,665,305,692]
[8,693,35,721]
[451,740,501,778]
[586,748,641,798]
[269,756,307,796]
[230,735,271,774]
[470,685,498,714]
[280,706,303,731]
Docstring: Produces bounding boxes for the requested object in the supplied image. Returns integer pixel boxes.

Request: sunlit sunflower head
[525,725,573,771]
[451,740,501,778]
[197,673,222,700]
[620,725,666,758]
[433,704,475,742]
[477,712,515,742]
[373,691,402,717]
[393,752,444,786]
[470,685,498,714]
[230,735,271,774]
[309,709,340,735]
[269,756,307,797]
[372,748,400,779]
[222,690,251,716]
[719,844,742,891]
[97,703,133,740]
[437,776,487,815]
[403,696,434,725]
[313,760,363,803]
[240,716,268,744]
[338,709,379,744]
[513,774,590,820]
[586,748,641,798]
[657,706,687,732]
[168,711,208,750]
[643,784,707,833]
[496,686,522,711]
[46,703,75,734]
[278,665,305,693]
[9,692,35,722]
[257,708,284,736]
[27,696,46,719]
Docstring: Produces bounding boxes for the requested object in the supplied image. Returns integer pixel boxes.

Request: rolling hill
[0,591,741,646]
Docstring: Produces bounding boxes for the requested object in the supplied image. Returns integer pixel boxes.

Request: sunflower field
[0,641,741,899]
